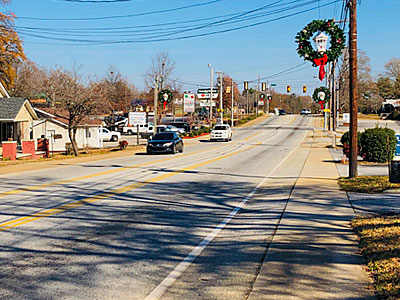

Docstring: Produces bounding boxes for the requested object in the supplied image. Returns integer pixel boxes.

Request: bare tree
[44,66,102,156]
[143,50,176,91]
[11,60,47,98]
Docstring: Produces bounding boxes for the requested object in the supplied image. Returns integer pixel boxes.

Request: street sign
[174,98,183,105]
[184,93,195,113]
[128,112,146,126]
[270,83,277,87]
[259,101,264,106]
[323,108,331,113]
[197,88,218,99]
[199,100,216,107]
[396,135,400,157]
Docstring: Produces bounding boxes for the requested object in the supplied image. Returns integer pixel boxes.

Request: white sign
[200,100,216,107]
[128,112,147,126]
[343,113,350,124]
[184,93,195,113]
[197,92,218,99]
[258,101,264,106]
[174,98,183,105]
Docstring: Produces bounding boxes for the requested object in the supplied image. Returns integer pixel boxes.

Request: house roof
[35,107,103,127]
[0,81,10,98]
[0,97,38,121]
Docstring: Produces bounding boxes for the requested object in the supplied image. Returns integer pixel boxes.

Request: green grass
[352,215,400,299]
[338,176,400,193]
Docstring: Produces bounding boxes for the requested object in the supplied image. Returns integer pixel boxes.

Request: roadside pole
[153,75,159,135]
[216,72,224,124]
[349,0,358,178]
[208,64,213,126]
[231,78,234,127]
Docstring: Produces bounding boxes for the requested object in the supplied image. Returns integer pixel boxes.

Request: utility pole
[208,64,213,125]
[267,80,270,114]
[231,78,234,127]
[216,72,224,124]
[332,61,336,131]
[349,0,358,178]
[256,74,260,118]
[153,75,159,135]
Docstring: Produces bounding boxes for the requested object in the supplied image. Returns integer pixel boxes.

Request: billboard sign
[197,88,219,99]
[184,93,195,113]
[128,112,147,126]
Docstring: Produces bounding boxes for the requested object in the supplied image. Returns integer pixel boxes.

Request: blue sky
[5,0,400,95]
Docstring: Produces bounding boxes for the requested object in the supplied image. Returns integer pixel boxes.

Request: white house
[33,108,103,152]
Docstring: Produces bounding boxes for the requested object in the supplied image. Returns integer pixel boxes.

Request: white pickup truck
[99,128,121,142]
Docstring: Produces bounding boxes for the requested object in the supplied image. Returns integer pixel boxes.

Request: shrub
[119,140,128,150]
[189,132,195,137]
[360,127,396,162]
[340,131,363,158]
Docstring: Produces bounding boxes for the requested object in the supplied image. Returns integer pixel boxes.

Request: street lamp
[208,64,213,126]
[313,31,328,53]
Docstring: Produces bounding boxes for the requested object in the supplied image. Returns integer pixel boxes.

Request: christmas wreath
[296,19,346,80]
[158,89,174,110]
[312,87,330,109]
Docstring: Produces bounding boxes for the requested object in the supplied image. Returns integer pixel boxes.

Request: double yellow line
[0,141,261,232]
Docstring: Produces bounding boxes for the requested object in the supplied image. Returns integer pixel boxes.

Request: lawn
[338,176,400,193]
[352,215,400,299]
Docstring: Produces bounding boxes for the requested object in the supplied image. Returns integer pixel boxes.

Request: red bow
[314,53,328,81]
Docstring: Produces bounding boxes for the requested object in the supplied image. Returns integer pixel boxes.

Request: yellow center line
[288,115,298,126]
[0,131,263,198]
[0,142,262,232]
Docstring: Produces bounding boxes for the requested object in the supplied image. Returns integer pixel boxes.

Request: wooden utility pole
[349,0,358,178]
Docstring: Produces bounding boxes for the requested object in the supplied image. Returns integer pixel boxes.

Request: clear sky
[5,0,400,95]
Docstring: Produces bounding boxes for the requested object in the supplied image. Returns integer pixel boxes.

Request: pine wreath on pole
[295,19,346,80]
[158,89,173,110]
[313,86,331,110]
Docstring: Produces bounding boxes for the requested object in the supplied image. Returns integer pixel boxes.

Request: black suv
[167,122,191,133]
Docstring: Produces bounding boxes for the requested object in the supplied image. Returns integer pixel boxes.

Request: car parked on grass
[99,128,121,142]
[146,132,184,154]
[210,124,232,142]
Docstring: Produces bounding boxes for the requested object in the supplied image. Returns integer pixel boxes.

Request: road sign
[323,108,331,113]
[396,135,400,157]
[128,112,146,126]
[200,100,216,107]
[270,83,277,86]
[184,93,195,113]
[197,88,218,99]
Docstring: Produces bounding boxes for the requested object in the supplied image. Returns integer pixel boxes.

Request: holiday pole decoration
[296,19,346,81]
[312,87,331,109]
[158,89,173,110]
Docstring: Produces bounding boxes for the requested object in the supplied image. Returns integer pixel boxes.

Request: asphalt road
[0,114,314,300]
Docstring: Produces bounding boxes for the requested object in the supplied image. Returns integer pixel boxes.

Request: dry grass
[338,176,400,193]
[352,215,400,299]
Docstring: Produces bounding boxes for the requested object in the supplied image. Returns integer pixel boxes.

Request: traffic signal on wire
[287,85,291,93]
[303,85,307,93]
[244,81,248,90]
[262,82,266,91]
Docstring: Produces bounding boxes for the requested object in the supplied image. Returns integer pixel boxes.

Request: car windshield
[152,132,174,141]
[214,126,227,130]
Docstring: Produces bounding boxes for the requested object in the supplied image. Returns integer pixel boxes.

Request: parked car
[146,132,184,154]
[165,124,185,134]
[300,108,311,115]
[279,110,286,116]
[99,128,121,142]
[210,124,232,142]
[167,122,191,133]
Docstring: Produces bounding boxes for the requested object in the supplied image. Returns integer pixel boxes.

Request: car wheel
[127,130,133,135]
[179,145,184,153]
[229,136,232,141]
[147,150,152,155]
[172,145,177,154]
[111,135,118,142]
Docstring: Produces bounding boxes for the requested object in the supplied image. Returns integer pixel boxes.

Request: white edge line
[144,130,309,300]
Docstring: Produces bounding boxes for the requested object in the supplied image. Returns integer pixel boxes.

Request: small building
[33,108,103,152]
[0,97,38,145]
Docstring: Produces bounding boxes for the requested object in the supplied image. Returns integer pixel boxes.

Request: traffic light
[303,85,307,93]
[261,82,266,92]
[226,86,231,93]
[286,85,291,93]
[244,81,248,90]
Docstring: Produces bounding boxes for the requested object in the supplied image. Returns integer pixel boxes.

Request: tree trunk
[68,127,79,156]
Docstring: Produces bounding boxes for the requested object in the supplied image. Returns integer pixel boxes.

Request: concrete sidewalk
[248,131,374,299]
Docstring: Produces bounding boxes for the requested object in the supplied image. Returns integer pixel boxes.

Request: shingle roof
[0,97,27,120]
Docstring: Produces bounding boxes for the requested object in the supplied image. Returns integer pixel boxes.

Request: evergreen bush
[360,127,396,162]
